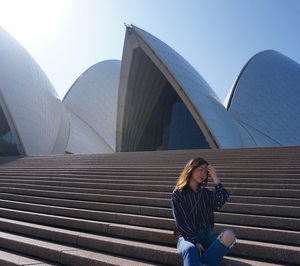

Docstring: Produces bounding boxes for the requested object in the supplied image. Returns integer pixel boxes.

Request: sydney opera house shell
[0,25,300,156]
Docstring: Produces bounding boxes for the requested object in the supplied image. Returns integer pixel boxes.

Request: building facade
[0,25,299,156]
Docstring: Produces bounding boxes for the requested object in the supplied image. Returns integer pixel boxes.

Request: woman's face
[191,164,208,184]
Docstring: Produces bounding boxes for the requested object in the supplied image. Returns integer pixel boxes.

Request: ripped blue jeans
[177,229,236,266]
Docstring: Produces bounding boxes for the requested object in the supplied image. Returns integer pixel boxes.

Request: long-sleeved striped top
[172,183,229,240]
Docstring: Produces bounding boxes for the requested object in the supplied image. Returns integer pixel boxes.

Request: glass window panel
[136,80,210,151]
[0,104,20,156]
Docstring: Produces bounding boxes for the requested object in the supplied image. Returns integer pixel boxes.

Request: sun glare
[0,0,66,42]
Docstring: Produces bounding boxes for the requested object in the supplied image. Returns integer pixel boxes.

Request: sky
[0,0,299,102]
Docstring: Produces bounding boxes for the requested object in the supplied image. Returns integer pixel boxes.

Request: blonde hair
[175,157,208,192]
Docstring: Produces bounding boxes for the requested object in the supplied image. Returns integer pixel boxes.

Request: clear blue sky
[0,0,299,102]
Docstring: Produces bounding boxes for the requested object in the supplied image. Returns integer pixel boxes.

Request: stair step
[2,188,299,209]
[0,218,298,265]
[216,212,300,231]
[0,248,60,265]
[1,198,300,232]
[1,210,299,250]
[1,193,299,220]
[222,202,300,218]
[0,230,180,265]
[0,193,171,217]
[60,249,161,266]
[231,239,300,265]
[0,214,174,246]
[1,182,299,198]
[0,200,173,229]
[1,178,300,189]
[0,186,171,201]
[221,256,286,266]
[0,231,160,266]
[229,195,300,207]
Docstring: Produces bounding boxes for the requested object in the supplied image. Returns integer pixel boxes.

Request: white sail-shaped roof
[227,50,300,146]
[117,25,247,150]
[0,26,69,155]
[63,60,121,153]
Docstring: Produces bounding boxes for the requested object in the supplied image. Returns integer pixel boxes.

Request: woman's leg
[177,237,201,266]
[199,229,237,265]
[219,229,236,248]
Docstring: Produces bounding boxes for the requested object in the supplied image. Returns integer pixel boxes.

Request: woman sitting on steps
[172,157,237,266]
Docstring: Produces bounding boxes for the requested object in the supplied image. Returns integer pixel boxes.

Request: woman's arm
[213,183,229,210]
[207,165,229,211]
[207,165,220,185]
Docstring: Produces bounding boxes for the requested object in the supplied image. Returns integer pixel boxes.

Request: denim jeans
[177,229,235,266]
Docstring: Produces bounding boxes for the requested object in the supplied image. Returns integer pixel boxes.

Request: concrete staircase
[0,146,299,265]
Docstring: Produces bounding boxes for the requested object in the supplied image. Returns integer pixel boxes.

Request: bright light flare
[0,0,66,42]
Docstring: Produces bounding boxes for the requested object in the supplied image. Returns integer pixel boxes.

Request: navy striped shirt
[172,183,229,239]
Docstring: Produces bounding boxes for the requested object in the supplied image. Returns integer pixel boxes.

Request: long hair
[175,157,208,192]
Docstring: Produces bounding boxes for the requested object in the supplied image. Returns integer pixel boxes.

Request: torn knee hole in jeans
[217,231,237,249]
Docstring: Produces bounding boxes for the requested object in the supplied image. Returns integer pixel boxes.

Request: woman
[172,157,236,266]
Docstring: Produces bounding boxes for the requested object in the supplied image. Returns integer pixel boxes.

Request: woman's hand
[207,165,220,185]
[196,243,205,258]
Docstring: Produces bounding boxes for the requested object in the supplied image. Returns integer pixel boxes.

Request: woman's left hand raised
[207,165,220,185]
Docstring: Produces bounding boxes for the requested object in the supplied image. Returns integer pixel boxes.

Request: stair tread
[61,249,160,265]
[222,255,286,265]
[4,192,300,213]
[237,238,300,250]
[0,215,171,237]
[0,214,299,252]
[1,197,299,228]
[0,220,299,266]
[0,248,59,265]
[0,231,160,266]
[0,208,299,241]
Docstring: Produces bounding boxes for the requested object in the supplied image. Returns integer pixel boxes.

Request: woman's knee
[219,229,237,247]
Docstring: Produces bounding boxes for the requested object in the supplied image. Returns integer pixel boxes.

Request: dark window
[136,81,210,151]
[0,104,19,156]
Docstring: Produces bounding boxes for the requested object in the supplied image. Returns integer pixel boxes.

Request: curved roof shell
[227,50,300,146]
[117,25,246,150]
[64,109,113,154]
[1,25,300,155]
[63,60,121,152]
[0,27,69,155]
